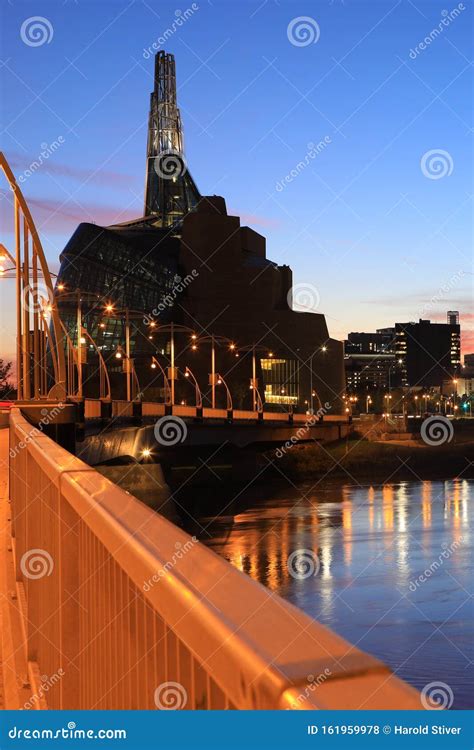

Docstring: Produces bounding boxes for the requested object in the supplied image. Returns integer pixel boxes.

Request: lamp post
[249,382,263,412]
[76,291,83,398]
[184,366,202,409]
[151,356,171,405]
[235,343,271,412]
[115,346,141,401]
[191,333,237,409]
[216,373,233,411]
[366,395,372,413]
[310,345,326,414]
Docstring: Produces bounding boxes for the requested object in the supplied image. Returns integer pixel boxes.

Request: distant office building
[344,352,398,391]
[344,329,398,390]
[395,313,460,387]
[442,377,473,398]
[344,329,395,355]
[463,353,474,377]
[464,353,474,368]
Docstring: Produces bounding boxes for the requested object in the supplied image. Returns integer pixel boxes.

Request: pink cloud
[26,196,140,233]
[229,208,281,228]
[8,153,135,189]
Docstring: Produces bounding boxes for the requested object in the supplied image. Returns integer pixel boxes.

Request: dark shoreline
[270,436,474,483]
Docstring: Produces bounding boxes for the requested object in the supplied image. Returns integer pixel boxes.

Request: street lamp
[309,345,326,414]
[216,373,233,411]
[114,346,141,401]
[183,366,202,409]
[250,382,264,412]
[452,379,458,415]
[191,333,237,409]
[150,356,171,405]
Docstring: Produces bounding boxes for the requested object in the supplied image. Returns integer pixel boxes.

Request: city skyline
[0,0,472,370]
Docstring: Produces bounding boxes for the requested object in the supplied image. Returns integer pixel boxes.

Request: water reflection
[204,478,473,709]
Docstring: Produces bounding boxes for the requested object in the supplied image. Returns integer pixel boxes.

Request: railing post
[58,483,80,709]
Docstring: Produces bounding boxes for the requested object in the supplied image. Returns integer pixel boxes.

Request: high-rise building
[395,314,461,387]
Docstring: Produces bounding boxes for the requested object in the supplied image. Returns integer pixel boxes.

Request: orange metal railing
[8,408,421,710]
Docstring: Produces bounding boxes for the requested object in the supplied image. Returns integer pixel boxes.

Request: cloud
[26,196,140,233]
[8,153,134,189]
[229,208,281,228]
[461,330,474,352]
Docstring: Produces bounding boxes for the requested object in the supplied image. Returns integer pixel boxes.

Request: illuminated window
[260,358,299,405]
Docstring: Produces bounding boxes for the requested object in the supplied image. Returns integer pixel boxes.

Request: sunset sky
[0,0,472,369]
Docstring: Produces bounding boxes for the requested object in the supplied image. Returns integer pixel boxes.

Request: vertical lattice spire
[144,51,200,225]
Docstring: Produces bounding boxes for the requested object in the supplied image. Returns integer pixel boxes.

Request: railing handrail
[8,408,422,710]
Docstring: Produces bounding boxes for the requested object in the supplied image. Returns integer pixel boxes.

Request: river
[202,478,472,709]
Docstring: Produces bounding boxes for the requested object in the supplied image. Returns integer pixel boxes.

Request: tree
[0,359,14,399]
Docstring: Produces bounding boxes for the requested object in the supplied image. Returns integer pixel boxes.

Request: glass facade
[55,222,186,395]
[260,358,299,405]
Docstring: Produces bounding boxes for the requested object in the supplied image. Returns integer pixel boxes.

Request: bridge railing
[8,408,420,710]
[84,399,350,425]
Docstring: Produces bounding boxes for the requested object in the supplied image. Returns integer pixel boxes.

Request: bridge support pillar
[132,402,142,422]
[101,400,112,421]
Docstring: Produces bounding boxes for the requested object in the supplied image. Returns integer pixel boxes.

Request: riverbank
[273,435,474,481]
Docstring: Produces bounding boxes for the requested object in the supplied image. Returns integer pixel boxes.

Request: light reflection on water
[204,478,473,709]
